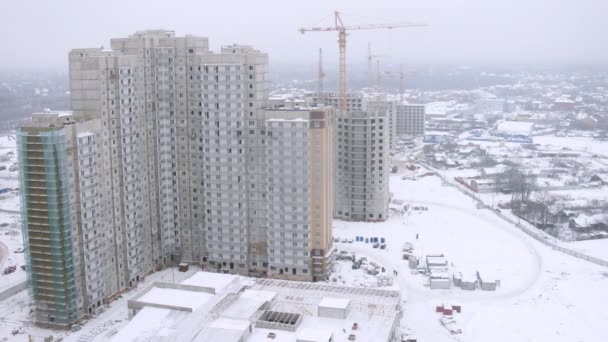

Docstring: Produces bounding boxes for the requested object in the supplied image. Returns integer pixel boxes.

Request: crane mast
[318,48,325,104]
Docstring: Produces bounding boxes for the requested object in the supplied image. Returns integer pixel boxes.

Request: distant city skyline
[1,0,606,69]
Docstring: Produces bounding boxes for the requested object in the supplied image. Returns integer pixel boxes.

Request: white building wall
[334,111,389,221]
[396,104,425,137]
[265,119,311,279]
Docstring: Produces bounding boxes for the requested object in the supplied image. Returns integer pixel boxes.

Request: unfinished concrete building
[396,103,425,138]
[334,110,389,221]
[18,110,108,326]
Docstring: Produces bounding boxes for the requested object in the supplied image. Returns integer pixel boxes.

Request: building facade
[18,111,108,326]
[315,92,390,222]
[396,103,425,138]
[334,110,389,221]
[365,96,397,149]
[263,109,334,281]
[20,31,336,327]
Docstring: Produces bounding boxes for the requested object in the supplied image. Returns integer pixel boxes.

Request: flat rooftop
[180,271,239,291]
[137,287,214,312]
[111,272,401,342]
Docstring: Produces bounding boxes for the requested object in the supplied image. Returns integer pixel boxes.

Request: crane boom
[299,11,426,112]
[299,22,427,33]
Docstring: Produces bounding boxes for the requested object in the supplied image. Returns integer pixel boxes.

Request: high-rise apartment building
[18,110,109,326]
[396,103,425,137]
[19,30,335,327]
[334,110,389,221]
[318,92,390,222]
[68,31,271,279]
[263,108,334,281]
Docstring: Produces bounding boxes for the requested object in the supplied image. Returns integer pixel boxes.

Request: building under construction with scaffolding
[17,109,116,328]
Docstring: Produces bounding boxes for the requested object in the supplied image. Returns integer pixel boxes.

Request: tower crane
[368,43,386,89]
[299,11,426,112]
[318,48,325,104]
[383,64,416,103]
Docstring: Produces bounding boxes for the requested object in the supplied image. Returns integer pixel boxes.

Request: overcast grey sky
[1,0,606,69]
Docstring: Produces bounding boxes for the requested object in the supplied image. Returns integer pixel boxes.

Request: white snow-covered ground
[0,134,26,293]
[0,192,20,212]
[331,173,608,342]
[0,212,25,293]
[534,135,608,156]
[567,239,608,262]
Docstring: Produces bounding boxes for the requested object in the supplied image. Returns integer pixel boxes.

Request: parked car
[333,237,340,242]
[341,238,348,243]
[380,243,387,250]
[14,247,24,253]
[3,266,16,275]
[372,242,380,248]
[347,238,354,243]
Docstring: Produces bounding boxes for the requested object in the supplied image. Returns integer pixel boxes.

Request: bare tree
[533,187,562,228]
[497,167,537,203]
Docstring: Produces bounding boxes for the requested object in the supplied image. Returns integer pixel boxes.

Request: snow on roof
[137,287,214,311]
[496,121,534,135]
[209,317,250,331]
[110,306,189,341]
[480,164,510,175]
[249,309,392,342]
[426,255,447,265]
[424,131,452,136]
[180,271,237,291]
[221,290,276,320]
[194,323,248,342]
[573,213,607,226]
[296,327,333,342]
[241,289,276,302]
[453,269,478,283]
[318,297,350,310]
[472,178,497,185]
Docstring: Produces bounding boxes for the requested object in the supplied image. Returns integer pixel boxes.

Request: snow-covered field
[332,173,608,342]
[0,212,25,294]
[534,135,608,156]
